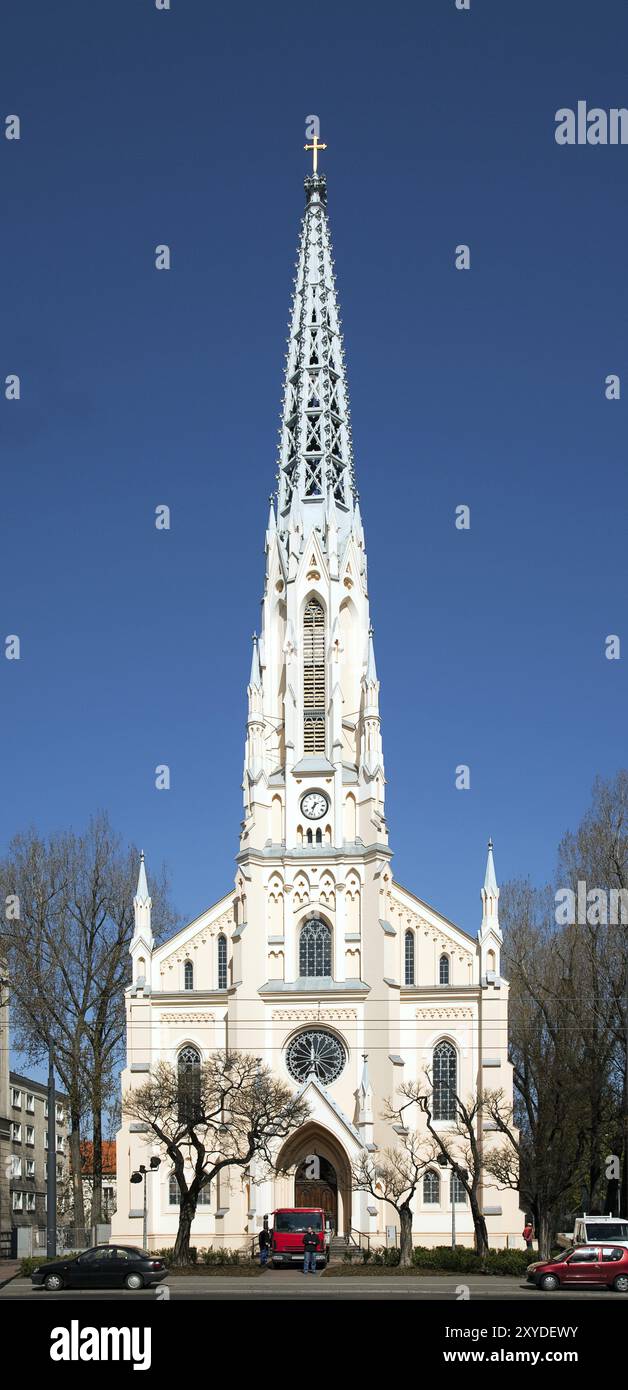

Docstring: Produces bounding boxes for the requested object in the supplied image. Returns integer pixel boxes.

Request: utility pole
[46,1043,57,1258]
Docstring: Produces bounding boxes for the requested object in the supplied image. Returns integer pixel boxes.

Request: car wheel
[613,1275,628,1293]
[124,1273,144,1290]
[539,1274,559,1291]
[44,1273,64,1291]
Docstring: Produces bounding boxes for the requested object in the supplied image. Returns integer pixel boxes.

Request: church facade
[112,164,521,1252]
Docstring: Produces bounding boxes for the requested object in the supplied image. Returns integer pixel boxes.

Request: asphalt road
[2,1273,627,1301]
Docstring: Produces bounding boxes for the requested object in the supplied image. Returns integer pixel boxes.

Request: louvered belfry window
[303,598,326,753]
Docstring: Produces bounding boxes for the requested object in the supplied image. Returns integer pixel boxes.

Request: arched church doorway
[275,1123,352,1236]
[295,1155,338,1228]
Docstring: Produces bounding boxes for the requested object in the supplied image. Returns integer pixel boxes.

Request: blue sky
[1,0,627,943]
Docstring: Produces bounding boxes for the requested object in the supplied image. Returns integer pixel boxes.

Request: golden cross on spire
[304,132,327,174]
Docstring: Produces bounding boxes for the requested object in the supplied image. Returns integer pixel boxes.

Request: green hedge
[152,1245,254,1268]
[345,1245,532,1275]
[411,1245,532,1275]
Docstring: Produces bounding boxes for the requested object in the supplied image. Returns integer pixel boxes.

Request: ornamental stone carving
[272,1008,357,1022]
[159,907,235,973]
[415,1007,474,1020]
[159,1012,215,1023]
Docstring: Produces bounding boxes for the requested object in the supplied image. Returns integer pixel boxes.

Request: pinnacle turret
[249,633,262,690]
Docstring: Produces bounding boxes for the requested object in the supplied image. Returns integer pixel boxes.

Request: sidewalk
[0,1261,20,1288]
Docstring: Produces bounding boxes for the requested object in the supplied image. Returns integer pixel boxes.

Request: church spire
[277,159,356,541]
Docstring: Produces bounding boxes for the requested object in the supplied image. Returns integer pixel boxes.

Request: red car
[527,1244,628,1292]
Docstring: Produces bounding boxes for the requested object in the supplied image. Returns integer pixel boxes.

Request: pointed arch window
[450,1173,467,1205]
[439,954,450,986]
[303,599,326,753]
[299,918,332,978]
[433,1041,457,1122]
[184,960,194,991]
[177,1046,201,1124]
[404,931,415,986]
[217,935,227,991]
[423,1170,440,1205]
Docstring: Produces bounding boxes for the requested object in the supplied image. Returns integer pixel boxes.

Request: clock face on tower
[300,791,329,820]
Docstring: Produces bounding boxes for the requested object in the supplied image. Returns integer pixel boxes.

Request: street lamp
[130,1156,161,1250]
[437,1153,468,1249]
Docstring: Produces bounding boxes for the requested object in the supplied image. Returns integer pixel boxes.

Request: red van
[269,1208,329,1268]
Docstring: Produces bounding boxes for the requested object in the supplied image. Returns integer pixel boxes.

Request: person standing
[522,1221,534,1250]
[258,1226,270,1266]
[302,1225,318,1274]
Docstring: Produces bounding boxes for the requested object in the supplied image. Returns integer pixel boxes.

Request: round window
[285,1029,346,1085]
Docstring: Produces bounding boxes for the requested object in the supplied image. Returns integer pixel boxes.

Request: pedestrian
[302,1225,318,1274]
[258,1226,270,1266]
[522,1221,534,1250]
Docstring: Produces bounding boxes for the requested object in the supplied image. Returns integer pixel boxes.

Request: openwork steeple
[276,172,356,538]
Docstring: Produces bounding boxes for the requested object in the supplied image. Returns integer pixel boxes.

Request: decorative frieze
[272,1007,357,1022]
[160,908,234,973]
[159,1011,215,1023]
[415,1007,474,1020]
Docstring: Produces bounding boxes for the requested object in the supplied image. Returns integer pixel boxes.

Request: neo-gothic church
[113,162,521,1251]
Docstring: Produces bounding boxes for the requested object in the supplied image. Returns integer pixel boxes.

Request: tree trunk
[68,1103,86,1247]
[399,1204,413,1267]
[91,1060,103,1231]
[173,1197,197,1266]
[537,1208,554,1261]
[469,1187,489,1259]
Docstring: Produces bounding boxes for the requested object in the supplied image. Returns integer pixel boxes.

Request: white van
[572,1214,628,1249]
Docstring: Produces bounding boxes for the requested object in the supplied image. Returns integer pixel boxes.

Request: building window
[433,1041,457,1121]
[439,954,450,985]
[56,1135,64,1153]
[197,1184,211,1205]
[168,1173,179,1206]
[299,918,332,978]
[450,1173,467,1205]
[217,935,227,990]
[404,930,415,985]
[26,1192,36,1213]
[12,1192,23,1212]
[11,1088,21,1108]
[177,1046,202,1124]
[26,1093,35,1113]
[285,1028,346,1084]
[423,1170,440,1204]
[26,1159,35,1179]
[303,598,325,753]
[11,1123,21,1143]
[56,1103,64,1123]
[184,960,194,991]
[11,1156,22,1178]
[26,1126,34,1146]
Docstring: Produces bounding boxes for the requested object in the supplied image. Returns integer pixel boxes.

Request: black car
[31,1244,167,1291]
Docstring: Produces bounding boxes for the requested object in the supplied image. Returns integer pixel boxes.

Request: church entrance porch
[295,1155,338,1229]
[275,1123,352,1238]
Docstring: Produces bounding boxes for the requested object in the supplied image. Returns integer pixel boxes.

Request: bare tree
[0,815,174,1238]
[408,1080,489,1258]
[123,1051,310,1265]
[352,1095,432,1265]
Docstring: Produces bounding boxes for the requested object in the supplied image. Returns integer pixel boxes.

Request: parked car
[527,1244,628,1292]
[573,1215,628,1248]
[31,1245,167,1291]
